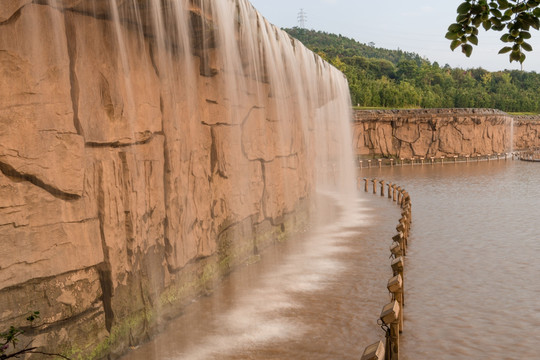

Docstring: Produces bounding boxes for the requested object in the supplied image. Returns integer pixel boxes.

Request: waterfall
[509,116,515,154]
[0,0,355,357]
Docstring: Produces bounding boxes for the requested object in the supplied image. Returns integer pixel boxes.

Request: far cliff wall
[353,108,540,158]
[513,115,540,150]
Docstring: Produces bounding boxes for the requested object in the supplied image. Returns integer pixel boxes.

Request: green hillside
[284,27,540,112]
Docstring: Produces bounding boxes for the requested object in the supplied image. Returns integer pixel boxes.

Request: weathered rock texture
[353,108,540,158]
[513,115,540,150]
[0,1,351,359]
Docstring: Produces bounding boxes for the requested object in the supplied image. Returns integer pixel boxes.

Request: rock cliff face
[0,1,352,358]
[513,116,540,150]
[353,109,540,158]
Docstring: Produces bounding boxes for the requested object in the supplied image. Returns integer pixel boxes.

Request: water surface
[122,192,399,359]
[124,159,539,360]
[362,160,540,359]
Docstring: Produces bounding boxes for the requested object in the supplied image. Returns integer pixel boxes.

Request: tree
[1,312,70,360]
[447,0,540,63]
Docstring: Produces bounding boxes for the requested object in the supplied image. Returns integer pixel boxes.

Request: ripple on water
[362,161,540,360]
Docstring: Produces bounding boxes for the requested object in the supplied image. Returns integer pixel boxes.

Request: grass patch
[353,106,421,111]
[507,112,540,116]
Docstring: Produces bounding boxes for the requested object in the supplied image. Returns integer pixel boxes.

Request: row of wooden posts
[358,152,517,168]
[360,178,412,360]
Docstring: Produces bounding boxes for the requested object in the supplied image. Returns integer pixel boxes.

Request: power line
[297,8,307,28]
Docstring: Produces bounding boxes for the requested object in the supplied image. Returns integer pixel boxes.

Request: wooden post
[391,257,405,306]
[392,233,406,256]
[380,301,400,360]
[396,221,408,241]
[387,274,404,333]
[388,183,393,199]
[378,159,382,168]
[466,155,469,163]
[430,157,434,165]
[372,179,377,194]
[368,159,372,168]
[392,185,397,202]
[390,158,394,167]
[359,160,363,169]
[390,241,402,258]
[361,341,385,360]
[402,206,412,224]
[380,180,385,197]
[441,156,445,164]
[364,178,369,192]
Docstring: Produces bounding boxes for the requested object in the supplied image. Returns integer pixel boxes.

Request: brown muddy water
[362,159,540,360]
[121,192,400,360]
[123,160,540,360]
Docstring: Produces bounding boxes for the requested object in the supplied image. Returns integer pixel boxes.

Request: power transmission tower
[297,8,307,28]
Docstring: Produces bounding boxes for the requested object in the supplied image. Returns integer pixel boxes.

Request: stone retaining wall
[353,109,540,158]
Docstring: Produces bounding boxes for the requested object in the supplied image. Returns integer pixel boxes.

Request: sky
[248,0,540,73]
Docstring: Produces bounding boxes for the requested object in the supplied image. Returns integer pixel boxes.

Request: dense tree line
[285,27,540,112]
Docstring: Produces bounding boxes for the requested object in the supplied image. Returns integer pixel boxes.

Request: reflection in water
[362,160,540,359]
[122,192,400,360]
[124,160,539,360]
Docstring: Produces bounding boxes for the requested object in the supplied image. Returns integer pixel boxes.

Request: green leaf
[462,43,473,57]
[510,50,521,61]
[457,2,472,14]
[500,33,511,42]
[473,15,483,26]
[457,13,470,23]
[532,17,540,30]
[448,23,463,32]
[469,34,479,45]
[498,46,512,53]
[497,0,510,9]
[534,8,540,17]
[491,17,502,26]
[483,20,492,30]
[521,41,533,51]
[520,31,532,39]
[450,39,462,51]
[490,8,503,17]
[520,52,526,63]
[516,3,528,12]
[445,31,460,40]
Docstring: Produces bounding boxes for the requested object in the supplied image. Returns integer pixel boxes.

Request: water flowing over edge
[0,0,355,358]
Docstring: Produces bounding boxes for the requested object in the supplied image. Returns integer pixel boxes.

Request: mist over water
[122,191,400,359]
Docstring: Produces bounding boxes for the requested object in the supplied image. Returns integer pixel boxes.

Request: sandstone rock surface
[0,1,349,359]
[352,109,532,158]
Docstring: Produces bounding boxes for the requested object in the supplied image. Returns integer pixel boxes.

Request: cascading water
[509,116,515,154]
[0,0,357,358]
